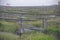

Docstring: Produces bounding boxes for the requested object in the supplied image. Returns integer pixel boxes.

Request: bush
[0,32,20,40]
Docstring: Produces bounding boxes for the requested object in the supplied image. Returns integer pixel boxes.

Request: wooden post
[17,18,22,34]
[2,13,5,20]
[17,17,25,40]
[42,17,48,33]
[42,18,47,28]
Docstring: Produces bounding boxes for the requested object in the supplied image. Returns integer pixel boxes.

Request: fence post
[18,18,23,35]
[42,18,48,28]
[2,13,5,20]
[42,17,48,33]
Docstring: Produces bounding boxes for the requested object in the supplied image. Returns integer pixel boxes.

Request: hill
[0,5,60,14]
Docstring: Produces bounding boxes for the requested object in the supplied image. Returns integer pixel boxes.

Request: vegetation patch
[0,21,18,33]
[21,33,56,40]
[0,32,20,40]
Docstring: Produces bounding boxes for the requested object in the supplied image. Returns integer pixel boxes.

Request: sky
[0,0,59,6]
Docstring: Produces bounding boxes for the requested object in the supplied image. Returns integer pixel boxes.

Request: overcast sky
[0,0,59,6]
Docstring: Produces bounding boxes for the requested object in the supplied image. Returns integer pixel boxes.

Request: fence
[0,12,60,40]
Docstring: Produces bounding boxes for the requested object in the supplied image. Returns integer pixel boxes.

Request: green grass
[0,20,60,40]
[21,32,56,40]
[47,27,60,34]
[0,21,18,33]
[0,32,20,40]
[47,21,60,34]
[28,21,42,27]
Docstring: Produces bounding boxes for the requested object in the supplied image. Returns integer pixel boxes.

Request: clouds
[0,0,59,6]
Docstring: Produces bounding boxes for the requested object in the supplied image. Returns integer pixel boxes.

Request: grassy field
[0,32,56,40]
[0,19,60,40]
